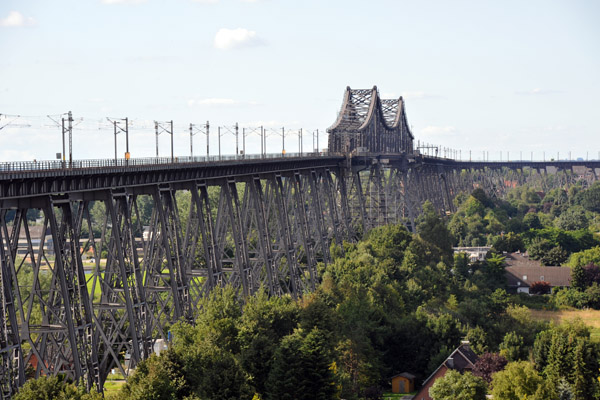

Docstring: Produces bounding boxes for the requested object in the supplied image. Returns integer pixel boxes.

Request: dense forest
[14,181,600,400]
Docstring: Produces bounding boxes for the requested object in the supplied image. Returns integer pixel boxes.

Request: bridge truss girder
[1,159,598,398]
[0,166,355,396]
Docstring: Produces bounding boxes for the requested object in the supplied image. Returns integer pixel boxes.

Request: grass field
[103,380,125,395]
[529,309,600,342]
[383,393,415,399]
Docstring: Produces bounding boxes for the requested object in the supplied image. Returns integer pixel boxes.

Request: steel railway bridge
[1,86,599,397]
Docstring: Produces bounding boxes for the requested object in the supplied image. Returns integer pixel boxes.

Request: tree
[120,352,187,400]
[429,370,487,400]
[532,321,600,398]
[14,376,103,400]
[540,246,568,266]
[490,361,556,400]
[483,252,506,286]
[265,328,335,400]
[492,232,524,253]
[555,207,589,231]
[571,264,587,291]
[471,188,493,209]
[472,352,508,384]
[528,238,553,260]
[577,182,600,212]
[417,201,453,258]
[585,283,600,309]
[365,224,412,264]
[499,331,527,361]
[523,212,543,230]
[238,290,300,395]
[569,246,600,268]
[464,196,485,217]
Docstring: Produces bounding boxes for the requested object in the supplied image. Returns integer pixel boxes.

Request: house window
[523,275,527,281]
[540,276,544,281]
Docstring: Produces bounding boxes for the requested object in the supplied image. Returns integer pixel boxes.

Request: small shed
[391,372,416,394]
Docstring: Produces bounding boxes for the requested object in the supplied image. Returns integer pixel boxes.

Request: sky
[0,0,599,162]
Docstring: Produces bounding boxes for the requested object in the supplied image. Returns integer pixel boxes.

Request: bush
[472,352,508,384]
[552,287,588,309]
[529,281,551,295]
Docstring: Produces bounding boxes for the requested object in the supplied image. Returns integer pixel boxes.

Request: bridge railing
[0,152,339,174]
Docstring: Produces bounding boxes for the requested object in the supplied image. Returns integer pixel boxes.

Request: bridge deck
[0,153,346,202]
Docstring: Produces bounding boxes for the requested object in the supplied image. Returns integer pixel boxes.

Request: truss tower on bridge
[327,86,414,155]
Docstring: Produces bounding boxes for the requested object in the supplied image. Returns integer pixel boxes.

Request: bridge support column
[0,210,24,400]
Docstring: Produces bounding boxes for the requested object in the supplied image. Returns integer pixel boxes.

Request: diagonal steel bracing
[2,158,598,398]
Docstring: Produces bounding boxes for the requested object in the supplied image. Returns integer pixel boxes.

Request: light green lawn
[530,309,600,342]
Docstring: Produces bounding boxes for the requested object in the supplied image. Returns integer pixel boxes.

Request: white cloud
[0,11,36,27]
[214,28,264,50]
[192,0,219,3]
[515,88,563,95]
[101,0,147,5]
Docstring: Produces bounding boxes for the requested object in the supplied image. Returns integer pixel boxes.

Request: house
[413,341,479,400]
[453,246,491,263]
[391,372,415,394]
[505,265,571,294]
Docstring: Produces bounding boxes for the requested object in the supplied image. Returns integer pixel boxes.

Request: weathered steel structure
[2,87,600,398]
[328,86,414,154]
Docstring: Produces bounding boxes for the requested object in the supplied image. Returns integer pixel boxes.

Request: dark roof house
[506,265,571,294]
[413,341,479,400]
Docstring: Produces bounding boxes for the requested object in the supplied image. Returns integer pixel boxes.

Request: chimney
[447,357,454,369]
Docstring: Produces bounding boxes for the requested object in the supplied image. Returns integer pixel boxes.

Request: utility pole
[108,117,129,164]
[189,123,193,158]
[242,127,246,157]
[154,120,174,161]
[218,126,221,160]
[316,129,319,154]
[155,121,159,157]
[125,117,129,164]
[190,121,210,159]
[67,111,73,166]
[113,120,118,163]
[206,121,210,158]
[61,117,66,167]
[282,127,285,155]
[235,123,239,156]
[260,126,264,157]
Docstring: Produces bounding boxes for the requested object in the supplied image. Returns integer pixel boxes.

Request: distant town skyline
[1,0,599,161]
